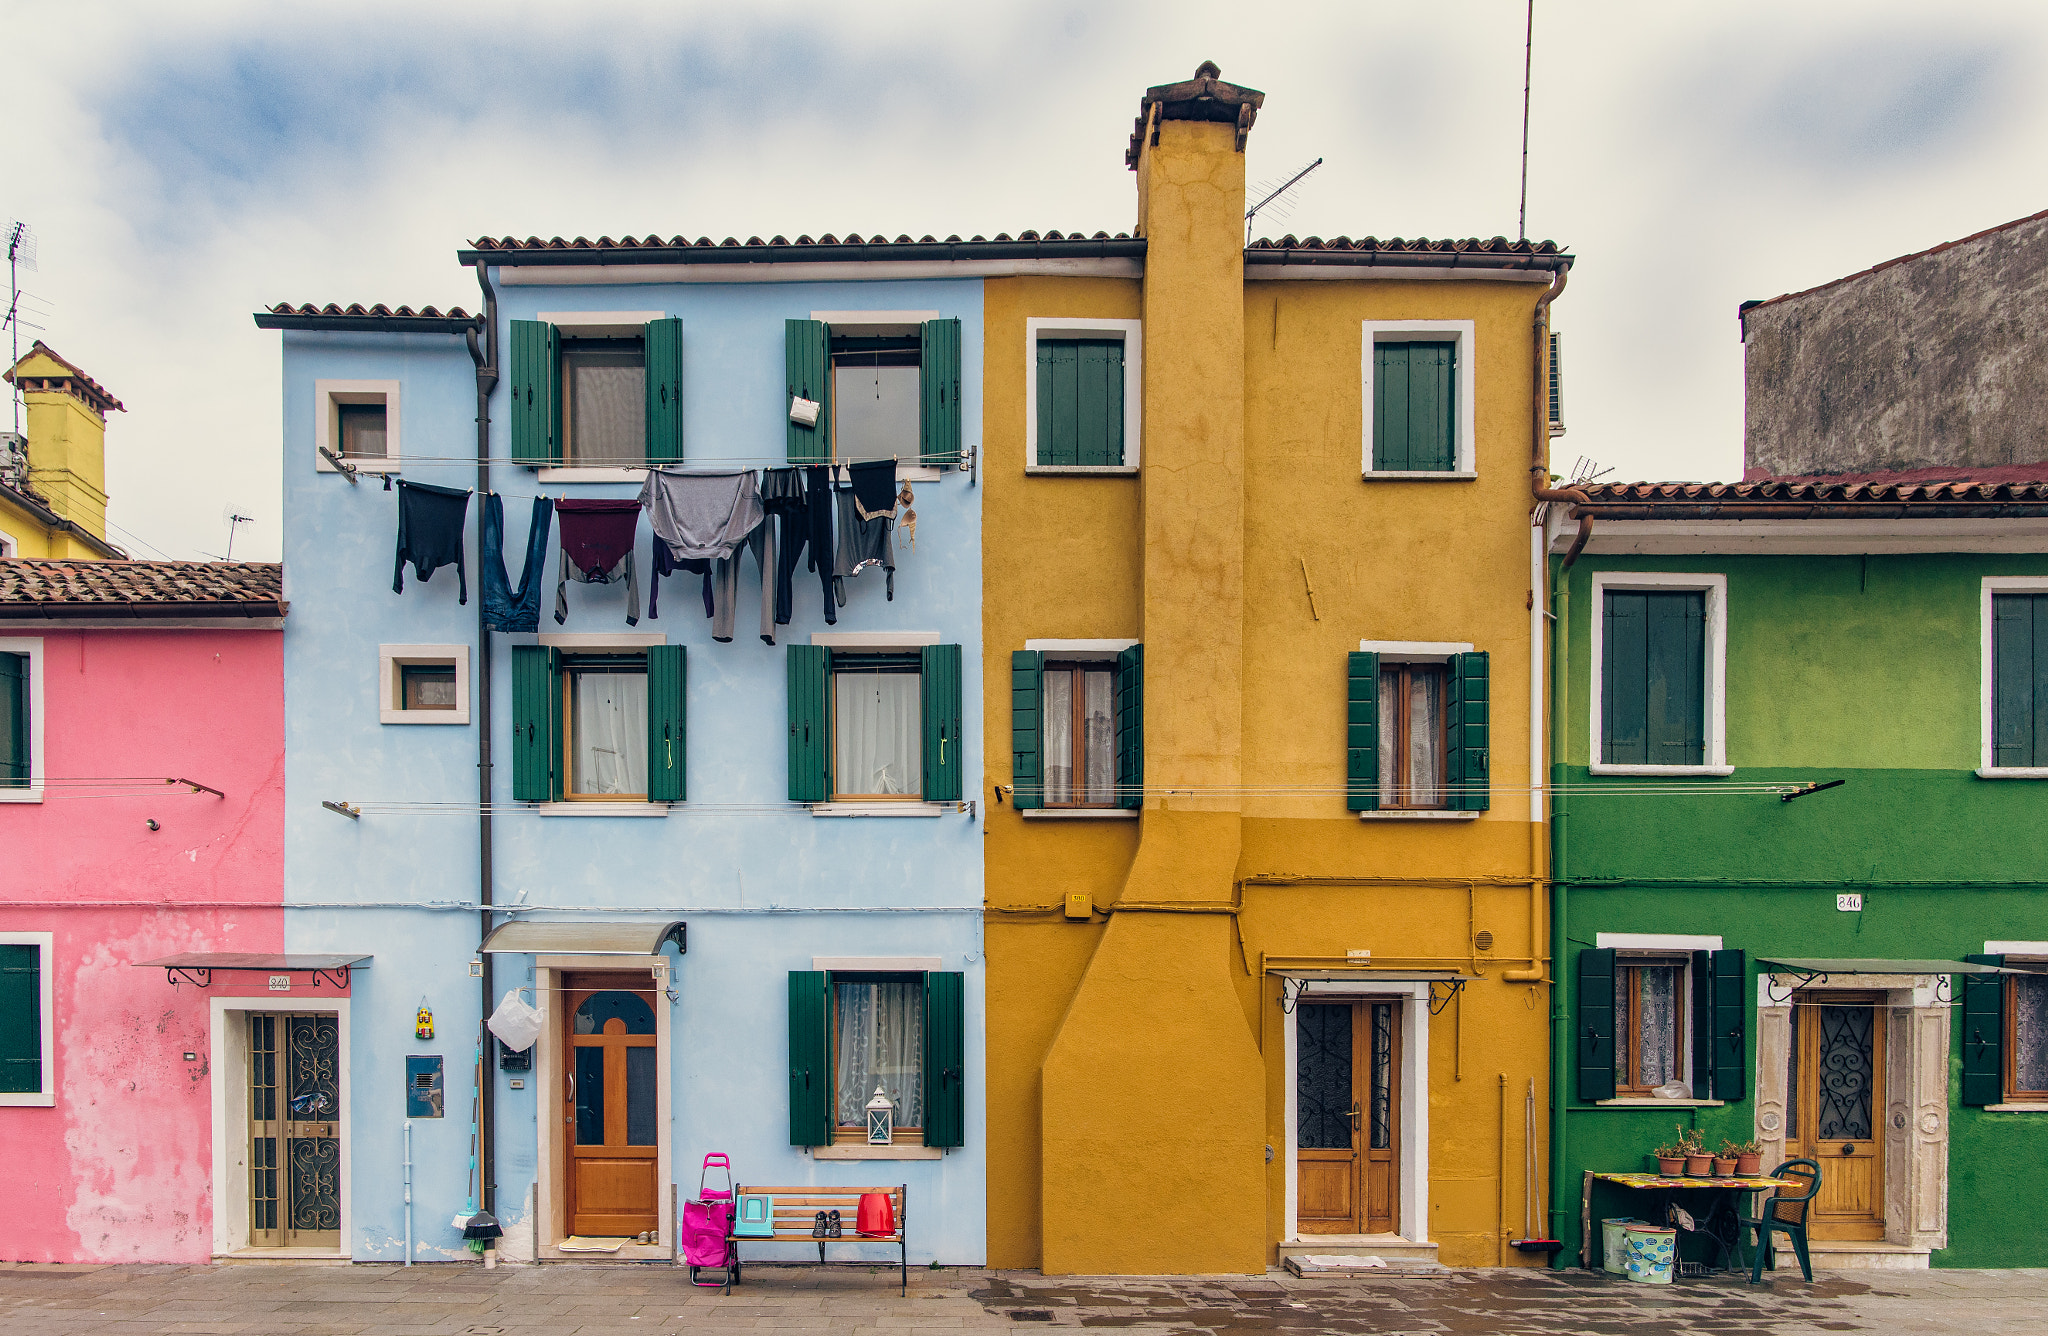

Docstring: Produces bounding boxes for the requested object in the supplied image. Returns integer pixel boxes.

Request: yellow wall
[6,347,115,554]
[982,106,1558,1273]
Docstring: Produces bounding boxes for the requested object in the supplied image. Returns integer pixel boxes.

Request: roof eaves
[457,232,1145,268]
[0,480,128,559]
[253,303,478,335]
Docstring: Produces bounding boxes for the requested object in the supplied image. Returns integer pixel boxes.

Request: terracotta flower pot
[1712,1157,1738,1176]
[1655,1156,1685,1175]
[1736,1152,1762,1175]
[1684,1154,1713,1176]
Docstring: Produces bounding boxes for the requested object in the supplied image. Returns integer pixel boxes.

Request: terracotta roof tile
[1247,233,1566,257]
[265,302,473,320]
[465,231,1133,251]
[0,560,285,614]
[4,340,124,413]
[1577,471,2048,507]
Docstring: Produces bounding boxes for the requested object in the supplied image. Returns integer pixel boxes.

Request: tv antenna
[6,221,39,434]
[1519,0,1534,241]
[1246,157,1324,244]
[220,503,254,561]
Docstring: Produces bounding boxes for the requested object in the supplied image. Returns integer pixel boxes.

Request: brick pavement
[2,1261,2045,1334]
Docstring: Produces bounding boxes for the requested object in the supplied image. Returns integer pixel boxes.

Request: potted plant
[1724,1138,1764,1176]
[1677,1126,1712,1177]
[1652,1140,1687,1176]
[1712,1139,1740,1176]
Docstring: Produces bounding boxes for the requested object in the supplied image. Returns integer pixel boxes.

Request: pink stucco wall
[0,627,284,1263]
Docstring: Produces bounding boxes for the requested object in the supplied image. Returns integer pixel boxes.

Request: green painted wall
[1553,552,2048,1270]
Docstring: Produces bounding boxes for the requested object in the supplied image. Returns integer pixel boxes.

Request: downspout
[467,260,500,1235]
[1547,569,1572,1263]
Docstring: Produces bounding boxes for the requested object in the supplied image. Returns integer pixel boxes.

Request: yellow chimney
[4,341,121,552]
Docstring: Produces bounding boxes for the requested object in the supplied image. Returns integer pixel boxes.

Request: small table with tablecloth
[1582,1171,1797,1275]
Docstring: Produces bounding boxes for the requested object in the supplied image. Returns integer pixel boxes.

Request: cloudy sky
[5,0,2042,562]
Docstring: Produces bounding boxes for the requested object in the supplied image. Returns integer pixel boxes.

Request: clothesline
[350,453,966,468]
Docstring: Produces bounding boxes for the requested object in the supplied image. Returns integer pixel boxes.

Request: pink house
[0,560,286,1263]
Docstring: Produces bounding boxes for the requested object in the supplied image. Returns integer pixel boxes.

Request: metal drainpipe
[467,260,501,1231]
[1547,573,1572,1262]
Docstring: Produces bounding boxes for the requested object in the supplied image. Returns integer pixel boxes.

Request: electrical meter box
[406,1055,444,1118]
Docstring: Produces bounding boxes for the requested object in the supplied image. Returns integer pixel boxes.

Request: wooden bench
[726,1184,908,1294]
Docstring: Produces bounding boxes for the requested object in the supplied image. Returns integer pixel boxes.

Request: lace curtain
[1044,668,1114,804]
[2017,976,2048,1092]
[834,670,921,796]
[835,981,925,1128]
[572,669,648,795]
[1379,667,1442,805]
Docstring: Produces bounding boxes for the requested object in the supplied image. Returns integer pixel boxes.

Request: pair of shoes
[811,1211,828,1238]
[826,1210,843,1238]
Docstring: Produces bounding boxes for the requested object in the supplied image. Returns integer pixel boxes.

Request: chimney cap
[1127,62,1265,168]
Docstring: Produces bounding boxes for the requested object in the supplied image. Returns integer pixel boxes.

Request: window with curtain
[1378,663,1444,808]
[834,977,924,1136]
[561,336,647,466]
[832,655,922,798]
[1043,661,1115,806]
[563,656,648,797]
[2009,971,2048,1101]
[1614,959,1686,1095]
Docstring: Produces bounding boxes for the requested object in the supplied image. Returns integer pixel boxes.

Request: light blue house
[251,233,1088,1266]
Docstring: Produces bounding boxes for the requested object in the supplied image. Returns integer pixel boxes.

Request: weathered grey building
[1742,208,2048,478]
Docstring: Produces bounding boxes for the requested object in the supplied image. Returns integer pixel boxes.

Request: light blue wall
[278,277,986,1264]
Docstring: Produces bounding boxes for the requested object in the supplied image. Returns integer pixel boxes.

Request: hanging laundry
[554,499,642,626]
[480,493,554,634]
[393,479,471,604]
[762,467,809,627]
[804,465,838,625]
[849,458,899,521]
[648,542,713,622]
[640,468,774,644]
[834,488,894,604]
[710,524,776,645]
[896,482,916,550]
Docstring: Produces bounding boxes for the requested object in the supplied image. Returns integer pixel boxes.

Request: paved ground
[2,1261,2045,1334]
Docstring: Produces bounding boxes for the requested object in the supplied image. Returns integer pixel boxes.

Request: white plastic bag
[487,988,544,1053]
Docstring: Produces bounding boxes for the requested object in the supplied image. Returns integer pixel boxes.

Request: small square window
[562,654,649,798]
[1379,662,1446,809]
[561,338,647,467]
[832,653,922,798]
[833,974,924,1143]
[378,645,469,725]
[337,403,388,460]
[315,381,400,475]
[400,664,457,711]
[831,336,921,464]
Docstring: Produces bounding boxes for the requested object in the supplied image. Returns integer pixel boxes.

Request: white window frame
[0,524,18,557]
[0,635,45,803]
[1021,638,1139,821]
[313,380,401,476]
[1024,318,1142,475]
[534,311,668,484]
[377,644,470,725]
[1983,941,2048,1111]
[1594,932,1725,1107]
[0,931,55,1105]
[1588,572,1732,776]
[1355,638,1478,821]
[1979,577,2048,778]
[1361,320,1476,480]
[808,629,945,816]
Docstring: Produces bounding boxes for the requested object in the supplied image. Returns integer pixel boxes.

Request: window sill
[1593,1098,1725,1108]
[1976,768,2048,780]
[1026,464,1137,476]
[1589,764,1736,777]
[1362,470,1476,481]
[811,1143,943,1160]
[319,460,400,475]
[1982,1103,2048,1112]
[0,786,44,804]
[536,466,646,484]
[0,1090,54,1107]
[379,710,470,726]
[811,802,946,817]
[537,801,670,817]
[1357,809,1480,821]
[1022,808,1137,820]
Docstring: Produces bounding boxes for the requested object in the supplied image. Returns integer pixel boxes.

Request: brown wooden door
[1789,991,1885,1241]
[1296,1000,1400,1236]
[563,975,660,1238]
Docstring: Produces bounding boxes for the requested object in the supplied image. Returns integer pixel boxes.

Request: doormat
[557,1236,628,1253]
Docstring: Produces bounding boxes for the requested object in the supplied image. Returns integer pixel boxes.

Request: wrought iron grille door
[247,1012,341,1248]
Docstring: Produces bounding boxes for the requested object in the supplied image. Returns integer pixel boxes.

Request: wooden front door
[562,974,660,1238]
[1789,991,1886,1241]
[1296,1000,1401,1235]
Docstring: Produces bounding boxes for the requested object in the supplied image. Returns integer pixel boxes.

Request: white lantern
[865,1084,895,1145]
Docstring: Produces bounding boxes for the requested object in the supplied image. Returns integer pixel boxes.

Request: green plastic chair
[1738,1158,1821,1282]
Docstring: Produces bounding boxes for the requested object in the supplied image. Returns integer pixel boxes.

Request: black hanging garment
[803,465,837,624]
[648,542,713,621]
[480,493,554,634]
[849,458,899,520]
[393,479,471,604]
[762,467,809,627]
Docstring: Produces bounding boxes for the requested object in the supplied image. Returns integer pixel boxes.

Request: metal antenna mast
[1246,157,1324,245]
[5,221,38,434]
[1519,0,1534,241]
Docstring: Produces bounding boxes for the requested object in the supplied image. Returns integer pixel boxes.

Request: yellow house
[2,342,125,559]
[982,65,1572,1273]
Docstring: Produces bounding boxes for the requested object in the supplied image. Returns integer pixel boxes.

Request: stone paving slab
[2,1261,2046,1333]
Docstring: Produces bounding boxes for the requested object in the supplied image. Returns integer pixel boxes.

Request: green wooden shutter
[921,643,962,802]
[1993,594,2048,768]
[0,651,26,787]
[1347,651,1379,812]
[1036,338,1124,467]
[644,317,684,465]
[1037,340,1076,466]
[1689,950,1712,1100]
[1648,592,1706,765]
[921,317,962,468]
[1011,650,1043,810]
[786,319,830,464]
[1602,592,1644,765]
[1115,643,1144,810]
[1710,949,1747,1102]
[1547,330,1565,433]
[1372,341,1455,472]
[1446,651,1490,812]
[1961,954,2005,1106]
[0,943,40,1094]
[646,645,686,803]
[788,971,833,1146]
[509,319,561,466]
[511,645,556,802]
[787,645,831,802]
[1577,948,1616,1102]
[922,971,965,1148]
